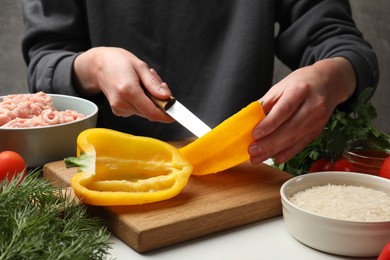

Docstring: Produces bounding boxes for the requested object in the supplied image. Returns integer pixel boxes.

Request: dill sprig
[0,171,112,260]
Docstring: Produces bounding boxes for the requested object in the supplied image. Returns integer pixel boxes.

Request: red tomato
[0,151,27,182]
[378,241,390,260]
[309,158,332,172]
[379,156,390,179]
[309,158,355,173]
[331,159,355,172]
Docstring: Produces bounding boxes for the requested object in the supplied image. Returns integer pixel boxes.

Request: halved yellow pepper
[179,100,265,175]
[65,128,192,206]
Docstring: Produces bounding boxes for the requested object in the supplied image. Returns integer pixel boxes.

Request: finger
[134,63,172,99]
[249,96,326,164]
[249,130,319,165]
[249,138,279,164]
[113,94,174,123]
[249,120,302,164]
[126,81,174,122]
[249,127,304,165]
[259,88,283,114]
[273,131,321,164]
[149,68,172,98]
[149,68,163,82]
[253,88,304,140]
[249,103,327,165]
[103,76,173,122]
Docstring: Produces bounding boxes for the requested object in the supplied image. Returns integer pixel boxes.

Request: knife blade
[145,92,211,138]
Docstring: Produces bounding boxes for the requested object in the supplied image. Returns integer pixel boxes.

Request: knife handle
[144,89,176,111]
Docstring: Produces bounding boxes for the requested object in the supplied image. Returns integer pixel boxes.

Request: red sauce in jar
[342,149,388,175]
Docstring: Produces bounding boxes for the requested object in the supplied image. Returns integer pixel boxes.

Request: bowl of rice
[280,171,390,257]
[0,92,98,167]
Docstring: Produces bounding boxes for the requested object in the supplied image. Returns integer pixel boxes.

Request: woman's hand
[249,57,357,164]
[73,47,174,123]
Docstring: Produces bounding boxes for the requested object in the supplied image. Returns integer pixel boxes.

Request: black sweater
[21,0,378,140]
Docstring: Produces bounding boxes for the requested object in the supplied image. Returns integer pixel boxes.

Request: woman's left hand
[249,57,356,164]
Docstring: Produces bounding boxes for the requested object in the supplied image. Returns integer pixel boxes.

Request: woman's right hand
[73,47,174,123]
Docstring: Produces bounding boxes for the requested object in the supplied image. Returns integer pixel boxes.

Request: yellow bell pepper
[64,128,192,206]
[179,100,265,175]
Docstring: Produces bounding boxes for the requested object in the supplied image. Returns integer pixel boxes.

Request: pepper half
[179,101,265,175]
[65,128,192,206]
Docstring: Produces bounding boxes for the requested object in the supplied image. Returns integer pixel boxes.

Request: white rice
[289,184,390,222]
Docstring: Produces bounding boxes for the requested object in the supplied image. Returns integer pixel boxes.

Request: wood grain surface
[43,160,292,252]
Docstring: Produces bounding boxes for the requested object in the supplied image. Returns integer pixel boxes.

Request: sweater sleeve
[275,0,379,98]
[21,0,89,95]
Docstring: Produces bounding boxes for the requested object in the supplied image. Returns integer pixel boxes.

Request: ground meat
[0,92,85,128]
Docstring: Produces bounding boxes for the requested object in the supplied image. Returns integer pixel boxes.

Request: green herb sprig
[0,171,112,260]
[275,88,390,176]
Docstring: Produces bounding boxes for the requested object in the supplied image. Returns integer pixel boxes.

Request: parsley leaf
[274,88,390,175]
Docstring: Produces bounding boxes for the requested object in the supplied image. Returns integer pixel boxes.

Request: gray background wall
[1,0,389,133]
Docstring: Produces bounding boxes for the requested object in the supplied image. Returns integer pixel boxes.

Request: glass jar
[342,138,389,176]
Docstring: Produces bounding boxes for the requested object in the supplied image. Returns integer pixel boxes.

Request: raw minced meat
[0,92,84,128]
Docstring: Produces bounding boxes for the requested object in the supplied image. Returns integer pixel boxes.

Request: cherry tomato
[379,156,390,179]
[309,158,355,173]
[378,241,390,260]
[0,151,27,182]
[309,158,332,172]
[331,159,355,172]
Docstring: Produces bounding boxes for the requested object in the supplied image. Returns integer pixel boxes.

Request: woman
[21,0,378,164]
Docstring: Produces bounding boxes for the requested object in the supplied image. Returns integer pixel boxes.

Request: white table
[106,159,377,260]
[107,216,375,260]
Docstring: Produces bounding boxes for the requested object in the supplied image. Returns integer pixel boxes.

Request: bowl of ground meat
[280,171,390,257]
[0,92,98,167]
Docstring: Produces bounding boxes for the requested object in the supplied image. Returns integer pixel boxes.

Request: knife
[145,92,211,138]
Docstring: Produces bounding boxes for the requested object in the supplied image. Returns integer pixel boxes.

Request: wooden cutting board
[43,159,292,252]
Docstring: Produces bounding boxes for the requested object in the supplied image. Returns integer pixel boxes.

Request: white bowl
[280,171,390,257]
[0,94,98,167]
